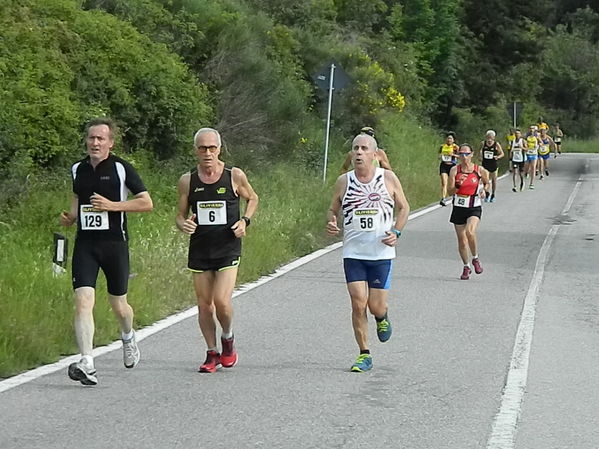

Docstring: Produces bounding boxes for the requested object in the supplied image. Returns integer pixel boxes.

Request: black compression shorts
[72,239,130,296]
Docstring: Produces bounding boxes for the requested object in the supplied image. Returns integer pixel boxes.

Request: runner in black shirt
[60,118,153,385]
[176,127,258,373]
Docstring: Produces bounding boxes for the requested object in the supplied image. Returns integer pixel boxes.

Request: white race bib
[539,144,550,155]
[196,201,227,225]
[512,150,524,162]
[526,147,538,155]
[80,205,109,230]
[353,208,379,231]
[441,154,453,162]
[554,137,561,143]
[453,194,481,208]
[483,150,494,159]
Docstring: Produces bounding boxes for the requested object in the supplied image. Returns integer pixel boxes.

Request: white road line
[486,176,583,449]
[0,169,518,394]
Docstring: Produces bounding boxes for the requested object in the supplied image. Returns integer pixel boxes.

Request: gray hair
[485,129,496,138]
[352,133,378,150]
[193,127,222,147]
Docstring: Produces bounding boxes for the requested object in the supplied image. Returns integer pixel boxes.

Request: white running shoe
[68,359,98,386]
[122,331,140,369]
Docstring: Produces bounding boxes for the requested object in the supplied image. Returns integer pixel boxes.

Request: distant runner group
[60,117,564,381]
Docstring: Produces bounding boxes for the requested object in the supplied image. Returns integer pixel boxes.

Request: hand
[182,214,197,235]
[479,190,487,200]
[90,192,114,211]
[59,211,75,227]
[231,219,246,238]
[381,230,398,247]
[326,216,340,236]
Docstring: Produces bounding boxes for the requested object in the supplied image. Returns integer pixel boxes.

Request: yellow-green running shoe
[350,353,373,372]
[376,317,392,342]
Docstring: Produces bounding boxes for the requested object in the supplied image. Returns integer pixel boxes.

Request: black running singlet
[187,166,241,260]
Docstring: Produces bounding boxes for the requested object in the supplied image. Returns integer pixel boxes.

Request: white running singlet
[342,168,395,260]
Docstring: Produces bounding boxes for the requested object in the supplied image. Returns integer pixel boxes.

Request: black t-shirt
[188,166,241,260]
[71,154,147,241]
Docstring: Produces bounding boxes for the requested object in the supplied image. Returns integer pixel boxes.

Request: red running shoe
[460,266,472,280]
[221,336,238,368]
[199,350,221,373]
[472,258,483,274]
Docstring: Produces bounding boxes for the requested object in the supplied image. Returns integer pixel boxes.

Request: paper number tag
[441,154,453,162]
[80,205,109,230]
[484,150,494,159]
[196,201,227,225]
[353,208,379,231]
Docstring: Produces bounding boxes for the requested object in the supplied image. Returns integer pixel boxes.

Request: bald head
[352,134,378,151]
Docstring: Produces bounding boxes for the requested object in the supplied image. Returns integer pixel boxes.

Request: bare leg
[74,287,95,356]
[109,294,134,335]
[454,224,470,264]
[347,281,369,351]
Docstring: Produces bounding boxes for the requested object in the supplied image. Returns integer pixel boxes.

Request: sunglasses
[458,152,472,156]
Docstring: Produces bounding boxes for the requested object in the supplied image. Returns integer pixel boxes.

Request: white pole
[513,102,517,128]
[323,63,336,183]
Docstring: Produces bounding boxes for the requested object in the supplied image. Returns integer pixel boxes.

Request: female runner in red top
[447,144,490,280]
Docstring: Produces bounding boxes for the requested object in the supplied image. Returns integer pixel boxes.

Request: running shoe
[220,336,238,368]
[472,258,483,274]
[68,359,98,386]
[199,350,221,373]
[350,354,373,372]
[529,184,535,190]
[122,331,140,369]
[460,266,471,280]
[540,175,544,180]
[545,169,549,176]
[439,199,446,207]
[512,187,517,193]
[490,194,496,203]
[376,317,392,343]
[520,180,524,191]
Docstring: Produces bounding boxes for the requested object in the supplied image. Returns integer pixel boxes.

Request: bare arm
[479,168,490,199]
[326,174,347,236]
[377,149,392,170]
[495,142,505,160]
[90,191,153,213]
[231,167,259,238]
[447,165,459,196]
[175,172,197,235]
[381,171,410,247]
[60,195,79,226]
[340,151,353,174]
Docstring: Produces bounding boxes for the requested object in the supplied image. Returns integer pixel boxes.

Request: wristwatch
[392,229,401,237]
[241,216,251,226]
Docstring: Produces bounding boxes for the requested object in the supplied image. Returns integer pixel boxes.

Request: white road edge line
[0,169,512,394]
[486,176,583,449]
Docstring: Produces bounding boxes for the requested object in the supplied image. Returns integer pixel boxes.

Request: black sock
[375,312,388,322]
[360,349,370,355]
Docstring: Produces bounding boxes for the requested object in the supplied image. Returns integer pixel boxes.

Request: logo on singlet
[368,192,381,201]
[217,187,227,194]
[194,187,205,192]
[100,176,110,180]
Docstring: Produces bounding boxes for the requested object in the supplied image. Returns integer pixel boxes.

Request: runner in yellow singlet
[438,132,459,206]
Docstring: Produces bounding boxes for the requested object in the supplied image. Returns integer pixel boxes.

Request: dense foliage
[1,0,599,200]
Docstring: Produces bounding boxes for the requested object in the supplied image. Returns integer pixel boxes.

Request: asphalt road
[1,153,597,449]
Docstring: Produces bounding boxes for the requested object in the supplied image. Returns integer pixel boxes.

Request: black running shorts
[450,206,482,225]
[72,239,130,296]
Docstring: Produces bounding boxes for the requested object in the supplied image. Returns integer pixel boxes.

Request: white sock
[473,255,478,260]
[121,330,134,341]
[81,355,94,369]
[222,331,233,340]
[207,347,218,353]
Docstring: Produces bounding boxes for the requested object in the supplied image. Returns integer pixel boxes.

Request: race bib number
[441,154,453,162]
[483,150,494,159]
[554,137,561,143]
[539,144,549,155]
[526,147,538,155]
[353,208,379,231]
[453,195,481,208]
[80,205,109,230]
[196,201,227,225]
[512,150,523,162]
